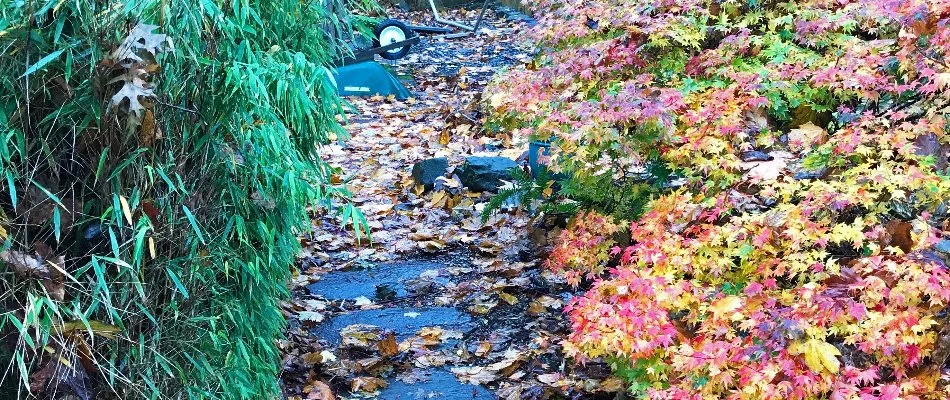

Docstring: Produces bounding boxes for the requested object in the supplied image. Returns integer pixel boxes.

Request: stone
[411,158,448,191]
[457,156,519,193]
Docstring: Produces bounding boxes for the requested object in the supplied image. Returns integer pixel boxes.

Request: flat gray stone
[411,158,449,191]
[458,156,519,192]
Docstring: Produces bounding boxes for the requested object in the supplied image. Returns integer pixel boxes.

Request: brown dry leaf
[356,356,384,371]
[377,333,399,357]
[302,352,323,365]
[469,298,498,314]
[110,79,153,131]
[430,190,451,208]
[417,326,446,346]
[419,240,445,252]
[477,240,502,255]
[351,376,387,392]
[340,324,385,349]
[409,231,435,241]
[788,122,827,152]
[305,380,335,400]
[527,299,546,316]
[139,108,162,146]
[600,377,626,392]
[884,220,914,254]
[487,352,523,376]
[29,361,56,394]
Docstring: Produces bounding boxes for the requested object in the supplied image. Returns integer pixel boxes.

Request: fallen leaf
[378,333,399,357]
[537,373,562,384]
[351,376,387,392]
[788,339,841,374]
[298,311,324,323]
[305,380,335,400]
[499,292,518,305]
[451,366,498,384]
[319,350,337,363]
[709,296,742,318]
[788,122,827,152]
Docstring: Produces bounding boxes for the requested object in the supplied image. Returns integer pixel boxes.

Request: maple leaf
[788,122,827,152]
[709,295,742,318]
[788,339,841,374]
[935,73,950,91]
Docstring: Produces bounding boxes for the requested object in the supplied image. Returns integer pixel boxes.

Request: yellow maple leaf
[489,92,506,108]
[789,339,841,374]
[709,296,742,318]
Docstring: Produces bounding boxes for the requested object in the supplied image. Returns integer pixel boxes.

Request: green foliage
[609,355,670,397]
[0,0,366,398]
[480,167,572,221]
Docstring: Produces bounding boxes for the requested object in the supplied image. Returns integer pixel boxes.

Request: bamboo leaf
[20,49,64,78]
[165,267,189,299]
[182,205,205,244]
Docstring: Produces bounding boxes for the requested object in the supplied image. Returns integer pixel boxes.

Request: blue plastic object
[332,61,412,100]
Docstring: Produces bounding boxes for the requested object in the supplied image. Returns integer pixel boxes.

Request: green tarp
[332,61,412,100]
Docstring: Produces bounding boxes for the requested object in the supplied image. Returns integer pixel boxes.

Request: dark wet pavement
[309,258,495,399]
[307,261,448,301]
[380,369,495,399]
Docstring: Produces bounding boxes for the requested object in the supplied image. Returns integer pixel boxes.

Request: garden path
[280,6,618,400]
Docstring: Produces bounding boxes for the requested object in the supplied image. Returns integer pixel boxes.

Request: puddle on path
[307,261,448,301]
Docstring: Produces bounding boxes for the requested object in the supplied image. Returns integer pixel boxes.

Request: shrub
[490,0,950,398]
[0,0,363,398]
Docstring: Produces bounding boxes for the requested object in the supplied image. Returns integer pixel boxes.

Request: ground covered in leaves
[279,6,620,400]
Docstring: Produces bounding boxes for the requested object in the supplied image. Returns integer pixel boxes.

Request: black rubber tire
[373,19,413,60]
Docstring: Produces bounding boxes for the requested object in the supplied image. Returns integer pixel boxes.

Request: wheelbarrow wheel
[374,19,413,60]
